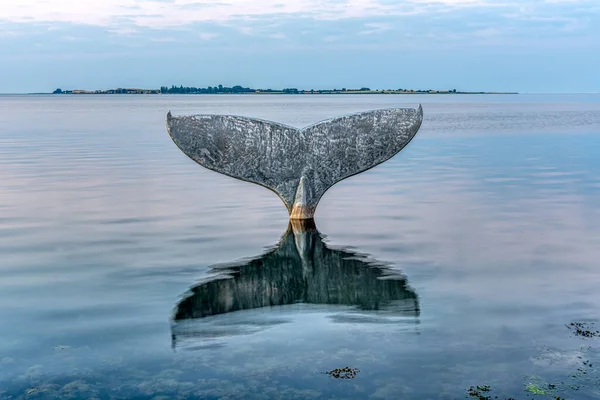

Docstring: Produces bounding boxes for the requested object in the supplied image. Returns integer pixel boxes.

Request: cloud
[358,23,393,35]
[107,27,138,36]
[0,0,384,27]
[199,32,219,40]
[0,0,499,28]
[268,33,286,39]
[1,1,598,53]
[0,0,597,47]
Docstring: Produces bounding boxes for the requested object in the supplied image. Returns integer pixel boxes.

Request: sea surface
[1,94,600,399]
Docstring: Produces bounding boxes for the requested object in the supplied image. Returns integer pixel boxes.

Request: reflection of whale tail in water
[172,221,419,347]
[166,106,423,219]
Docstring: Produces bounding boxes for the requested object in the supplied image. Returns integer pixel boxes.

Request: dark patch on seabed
[324,367,360,380]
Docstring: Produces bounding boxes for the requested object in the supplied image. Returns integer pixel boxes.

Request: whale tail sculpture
[166,106,423,219]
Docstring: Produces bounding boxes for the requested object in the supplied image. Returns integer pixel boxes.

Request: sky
[0,0,599,93]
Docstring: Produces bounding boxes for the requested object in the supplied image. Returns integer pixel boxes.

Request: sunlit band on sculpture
[166,106,423,219]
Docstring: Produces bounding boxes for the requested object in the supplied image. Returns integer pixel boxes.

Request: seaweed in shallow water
[466,322,599,400]
[566,322,599,339]
[324,367,360,380]
[466,385,493,400]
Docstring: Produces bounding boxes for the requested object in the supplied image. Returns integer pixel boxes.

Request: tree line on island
[156,85,385,94]
[52,85,512,95]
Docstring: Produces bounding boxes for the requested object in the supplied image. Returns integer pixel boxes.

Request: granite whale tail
[166,105,423,220]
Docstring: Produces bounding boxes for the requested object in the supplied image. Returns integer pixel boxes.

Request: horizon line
[2,91,600,95]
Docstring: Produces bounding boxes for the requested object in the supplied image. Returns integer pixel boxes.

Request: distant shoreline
[47,86,519,95]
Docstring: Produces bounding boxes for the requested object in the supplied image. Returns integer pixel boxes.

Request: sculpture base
[289,204,316,220]
[290,218,317,234]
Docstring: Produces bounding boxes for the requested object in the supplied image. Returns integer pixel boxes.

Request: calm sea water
[1,94,600,399]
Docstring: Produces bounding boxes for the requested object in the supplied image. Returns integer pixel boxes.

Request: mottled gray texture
[166,106,423,219]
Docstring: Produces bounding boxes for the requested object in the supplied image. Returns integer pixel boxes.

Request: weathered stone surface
[172,221,419,323]
[166,106,423,219]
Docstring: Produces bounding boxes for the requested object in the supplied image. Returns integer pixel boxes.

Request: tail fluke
[166,106,423,219]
